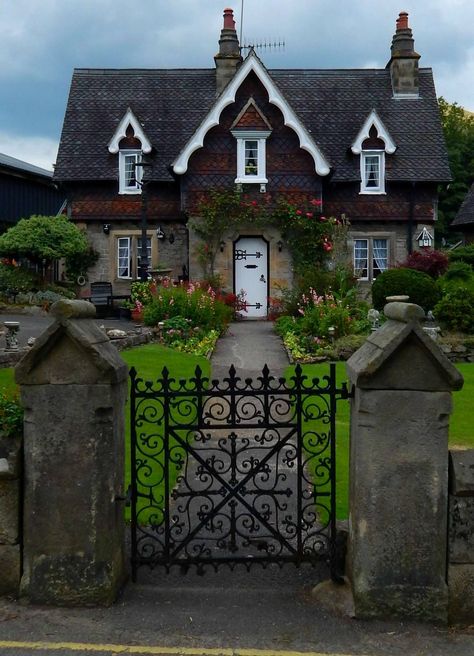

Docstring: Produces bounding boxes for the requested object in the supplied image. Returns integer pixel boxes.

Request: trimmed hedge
[371,268,441,312]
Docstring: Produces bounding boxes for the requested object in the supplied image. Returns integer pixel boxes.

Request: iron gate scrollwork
[130,363,349,579]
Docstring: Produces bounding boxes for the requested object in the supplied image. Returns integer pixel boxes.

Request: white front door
[234,236,268,318]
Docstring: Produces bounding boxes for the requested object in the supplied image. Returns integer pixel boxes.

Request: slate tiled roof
[54,66,451,184]
[452,183,474,226]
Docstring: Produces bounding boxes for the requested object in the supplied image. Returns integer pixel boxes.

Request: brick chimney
[214,8,242,94]
[386,11,421,97]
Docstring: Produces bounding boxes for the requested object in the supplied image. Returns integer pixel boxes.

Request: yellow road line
[0,641,364,656]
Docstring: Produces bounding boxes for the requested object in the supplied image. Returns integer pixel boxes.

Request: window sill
[359,190,386,195]
[235,177,268,185]
[119,189,142,195]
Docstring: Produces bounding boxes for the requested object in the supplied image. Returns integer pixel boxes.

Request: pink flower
[296,210,302,216]
[320,216,327,222]
[306,212,313,218]
[311,198,322,207]
[251,200,258,207]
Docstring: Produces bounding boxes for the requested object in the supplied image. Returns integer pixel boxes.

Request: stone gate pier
[346,301,463,622]
[15,300,128,605]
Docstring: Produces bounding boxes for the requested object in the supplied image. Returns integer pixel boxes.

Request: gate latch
[115,485,132,507]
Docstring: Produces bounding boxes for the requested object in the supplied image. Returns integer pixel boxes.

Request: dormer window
[232,131,271,183]
[351,109,396,196]
[119,150,142,194]
[107,107,153,195]
[361,151,385,194]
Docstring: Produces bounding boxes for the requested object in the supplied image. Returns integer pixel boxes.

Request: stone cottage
[53,8,450,317]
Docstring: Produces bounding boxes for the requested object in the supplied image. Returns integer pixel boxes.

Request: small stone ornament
[4,321,20,351]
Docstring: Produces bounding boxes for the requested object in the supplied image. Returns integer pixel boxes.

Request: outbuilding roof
[452,183,474,227]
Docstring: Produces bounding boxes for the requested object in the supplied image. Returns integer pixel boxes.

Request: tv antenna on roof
[239,0,286,55]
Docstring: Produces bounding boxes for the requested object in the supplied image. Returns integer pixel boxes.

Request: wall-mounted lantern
[220,240,226,253]
[103,224,111,235]
[156,226,166,240]
[277,240,283,252]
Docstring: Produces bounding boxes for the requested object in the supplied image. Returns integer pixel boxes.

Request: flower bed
[126,279,234,357]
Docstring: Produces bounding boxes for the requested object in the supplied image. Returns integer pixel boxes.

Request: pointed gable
[108,107,152,154]
[173,51,330,177]
[351,109,397,155]
[231,98,272,131]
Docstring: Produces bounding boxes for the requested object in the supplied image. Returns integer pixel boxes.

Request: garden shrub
[399,249,449,278]
[0,390,23,437]
[449,244,474,267]
[371,268,441,311]
[0,264,39,298]
[143,283,232,333]
[444,261,473,281]
[434,287,474,333]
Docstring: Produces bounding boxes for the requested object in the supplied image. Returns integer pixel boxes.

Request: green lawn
[120,343,211,523]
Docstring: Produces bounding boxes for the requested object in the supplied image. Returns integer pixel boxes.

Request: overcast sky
[1,0,473,171]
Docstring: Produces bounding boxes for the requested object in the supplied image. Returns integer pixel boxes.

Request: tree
[438,98,474,240]
[0,215,89,277]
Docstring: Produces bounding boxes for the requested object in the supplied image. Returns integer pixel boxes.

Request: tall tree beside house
[438,98,474,240]
[0,214,89,281]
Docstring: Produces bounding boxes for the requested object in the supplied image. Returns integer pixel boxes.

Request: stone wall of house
[79,220,188,295]
[0,433,22,596]
[448,449,474,624]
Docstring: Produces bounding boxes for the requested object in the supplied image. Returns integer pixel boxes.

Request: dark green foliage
[371,268,441,311]
[444,261,473,281]
[0,264,39,296]
[0,215,89,264]
[434,287,474,333]
[65,246,99,282]
[449,244,474,267]
[0,390,23,437]
[438,99,474,240]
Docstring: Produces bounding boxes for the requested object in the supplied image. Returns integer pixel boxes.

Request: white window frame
[119,150,142,194]
[360,150,385,195]
[117,236,132,279]
[353,237,389,281]
[231,130,271,184]
[115,233,155,280]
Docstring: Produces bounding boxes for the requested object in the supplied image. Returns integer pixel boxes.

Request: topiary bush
[371,268,441,312]
[434,287,474,333]
[449,244,474,267]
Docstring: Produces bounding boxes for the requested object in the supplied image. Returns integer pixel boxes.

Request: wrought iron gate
[129,363,349,580]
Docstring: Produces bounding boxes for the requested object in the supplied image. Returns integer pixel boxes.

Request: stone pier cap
[15,299,128,386]
[346,302,463,392]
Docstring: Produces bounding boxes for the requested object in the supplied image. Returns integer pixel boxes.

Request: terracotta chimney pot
[397,12,409,30]
[223,8,235,30]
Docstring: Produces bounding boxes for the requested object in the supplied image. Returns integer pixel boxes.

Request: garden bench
[85,282,130,317]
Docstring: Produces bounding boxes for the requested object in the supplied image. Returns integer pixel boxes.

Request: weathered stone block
[448,564,474,624]
[349,388,451,622]
[450,449,474,496]
[0,479,19,544]
[0,544,21,596]
[449,496,474,563]
[0,434,22,480]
